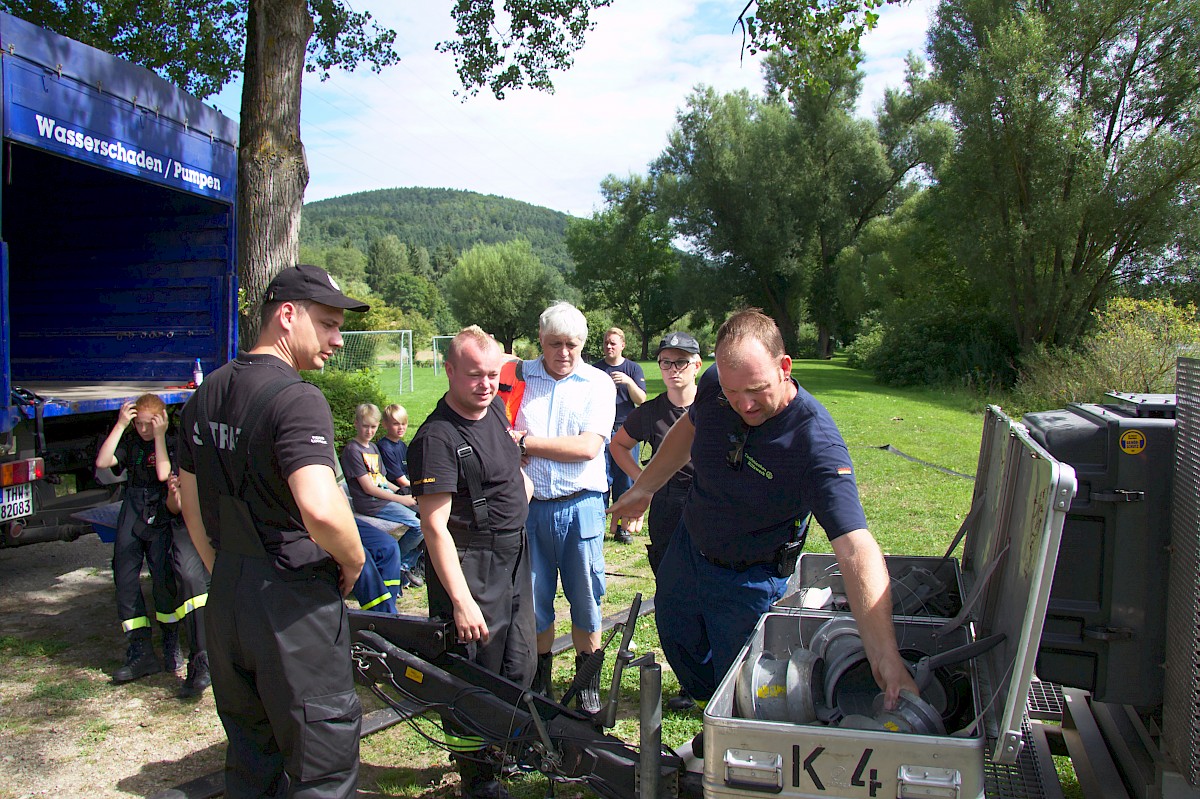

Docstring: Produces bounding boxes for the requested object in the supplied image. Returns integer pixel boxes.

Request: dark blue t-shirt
[683,365,868,563]
[592,358,647,429]
[378,436,408,485]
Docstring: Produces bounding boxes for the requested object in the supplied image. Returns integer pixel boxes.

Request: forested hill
[299,187,575,273]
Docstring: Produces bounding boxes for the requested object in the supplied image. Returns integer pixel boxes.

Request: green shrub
[513,339,541,360]
[844,318,884,369]
[1011,298,1200,412]
[304,368,389,451]
[791,322,820,359]
[868,305,1018,388]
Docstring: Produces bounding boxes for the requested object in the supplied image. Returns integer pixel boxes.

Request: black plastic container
[1023,395,1176,707]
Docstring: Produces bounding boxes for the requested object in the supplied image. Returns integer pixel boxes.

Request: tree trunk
[817,327,833,359]
[236,0,313,349]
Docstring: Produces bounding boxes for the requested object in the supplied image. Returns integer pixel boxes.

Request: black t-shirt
[177,352,338,570]
[113,431,173,490]
[409,396,528,538]
[340,439,389,516]
[620,392,694,494]
[683,365,868,563]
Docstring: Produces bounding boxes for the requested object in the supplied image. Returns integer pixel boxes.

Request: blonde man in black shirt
[409,325,535,799]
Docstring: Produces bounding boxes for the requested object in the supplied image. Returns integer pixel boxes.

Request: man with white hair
[512,301,616,715]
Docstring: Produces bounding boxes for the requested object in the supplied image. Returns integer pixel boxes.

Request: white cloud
[857,0,938,117]
[209,2,933,217]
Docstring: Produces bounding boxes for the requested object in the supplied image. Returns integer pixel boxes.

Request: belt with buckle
[534,489,592,503]
[454,526,525,548]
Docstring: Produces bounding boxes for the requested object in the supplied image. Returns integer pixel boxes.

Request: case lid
[958,406,1077,764]
[1104,392,1177,418]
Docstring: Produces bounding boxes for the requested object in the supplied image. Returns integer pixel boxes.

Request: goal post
[432,335,454,376]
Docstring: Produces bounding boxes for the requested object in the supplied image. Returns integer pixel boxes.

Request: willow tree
[929,0,1200,350]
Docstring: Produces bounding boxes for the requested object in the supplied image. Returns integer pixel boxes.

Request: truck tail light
[0,458,44,487]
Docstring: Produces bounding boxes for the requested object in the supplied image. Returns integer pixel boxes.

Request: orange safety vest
[498,359,525,427]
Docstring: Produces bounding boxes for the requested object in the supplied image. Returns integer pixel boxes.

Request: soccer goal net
[326,330,414,394]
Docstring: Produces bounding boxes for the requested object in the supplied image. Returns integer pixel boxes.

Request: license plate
[0,483,34,522]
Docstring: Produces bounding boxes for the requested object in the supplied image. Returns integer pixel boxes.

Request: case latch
[898,765,962,798]
[724,748,783,792]
[1092,489,1144,502]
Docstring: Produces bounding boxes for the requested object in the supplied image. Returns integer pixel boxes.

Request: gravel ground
[0,534,226,799]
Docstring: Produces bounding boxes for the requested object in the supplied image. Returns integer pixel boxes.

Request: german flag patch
[837,467,853,475]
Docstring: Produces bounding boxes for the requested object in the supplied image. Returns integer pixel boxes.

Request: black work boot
[161,624,182,673]
[667,686,697,711]
[457,756,511,799]
[613,525,632,544]
[113,636,161,684]
[531,652,555,701]
[179,651,211,699]
[574,652,603,716]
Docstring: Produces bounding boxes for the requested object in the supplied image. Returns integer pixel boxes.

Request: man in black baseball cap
[654,331,701,358]
[176,262,370,797]
[610,329,704,710]
[263,263,370,312]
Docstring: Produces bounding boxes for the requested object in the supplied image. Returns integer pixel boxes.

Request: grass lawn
[347,357,1071,798]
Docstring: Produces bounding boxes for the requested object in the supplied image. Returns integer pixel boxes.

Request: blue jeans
[527,491,606,634]
[604,443,633,508]
[372,502,424,572]
[655,520,788,701]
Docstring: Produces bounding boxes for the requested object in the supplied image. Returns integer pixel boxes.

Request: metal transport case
[777,552,966,620]
[703,406,1078,799]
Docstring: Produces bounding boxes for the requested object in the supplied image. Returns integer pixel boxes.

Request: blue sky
[209,1,936,217]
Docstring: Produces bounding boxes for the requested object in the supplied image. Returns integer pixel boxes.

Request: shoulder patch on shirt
[837,466,853,475]
[310,435,328,445]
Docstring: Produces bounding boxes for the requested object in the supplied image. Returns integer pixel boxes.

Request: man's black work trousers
[426,528,536,689]
[207,553,361,799]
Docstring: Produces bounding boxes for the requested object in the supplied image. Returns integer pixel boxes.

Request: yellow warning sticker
[405,666,424,684]
[1120,430,1146,455]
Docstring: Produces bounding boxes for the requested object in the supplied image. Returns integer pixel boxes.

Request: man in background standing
[591,327,645,544]
[609,331,702,711]
[609,331,700,576]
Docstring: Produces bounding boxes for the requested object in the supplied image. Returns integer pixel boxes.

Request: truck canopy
[0,11,238,429]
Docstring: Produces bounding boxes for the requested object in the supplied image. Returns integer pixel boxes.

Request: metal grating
[1026,681,1064,721]
[985,717,1052,799]
[1164,357,1200,785]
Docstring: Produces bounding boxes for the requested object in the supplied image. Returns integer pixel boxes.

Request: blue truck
[0,12,239,547]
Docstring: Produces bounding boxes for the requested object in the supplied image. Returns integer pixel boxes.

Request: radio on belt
[702,406,1078,799]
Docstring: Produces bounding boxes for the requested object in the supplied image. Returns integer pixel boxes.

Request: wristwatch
[518,434,528,457]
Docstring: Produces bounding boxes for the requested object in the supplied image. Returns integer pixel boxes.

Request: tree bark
[237,0,313,348]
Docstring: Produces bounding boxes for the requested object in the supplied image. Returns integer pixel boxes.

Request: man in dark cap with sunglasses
[608,309,917,716]
[177,264,369,799]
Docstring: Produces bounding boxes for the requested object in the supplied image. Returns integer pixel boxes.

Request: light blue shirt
[517,357,616,500]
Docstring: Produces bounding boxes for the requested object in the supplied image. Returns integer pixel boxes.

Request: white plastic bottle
[192,358,204,386]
